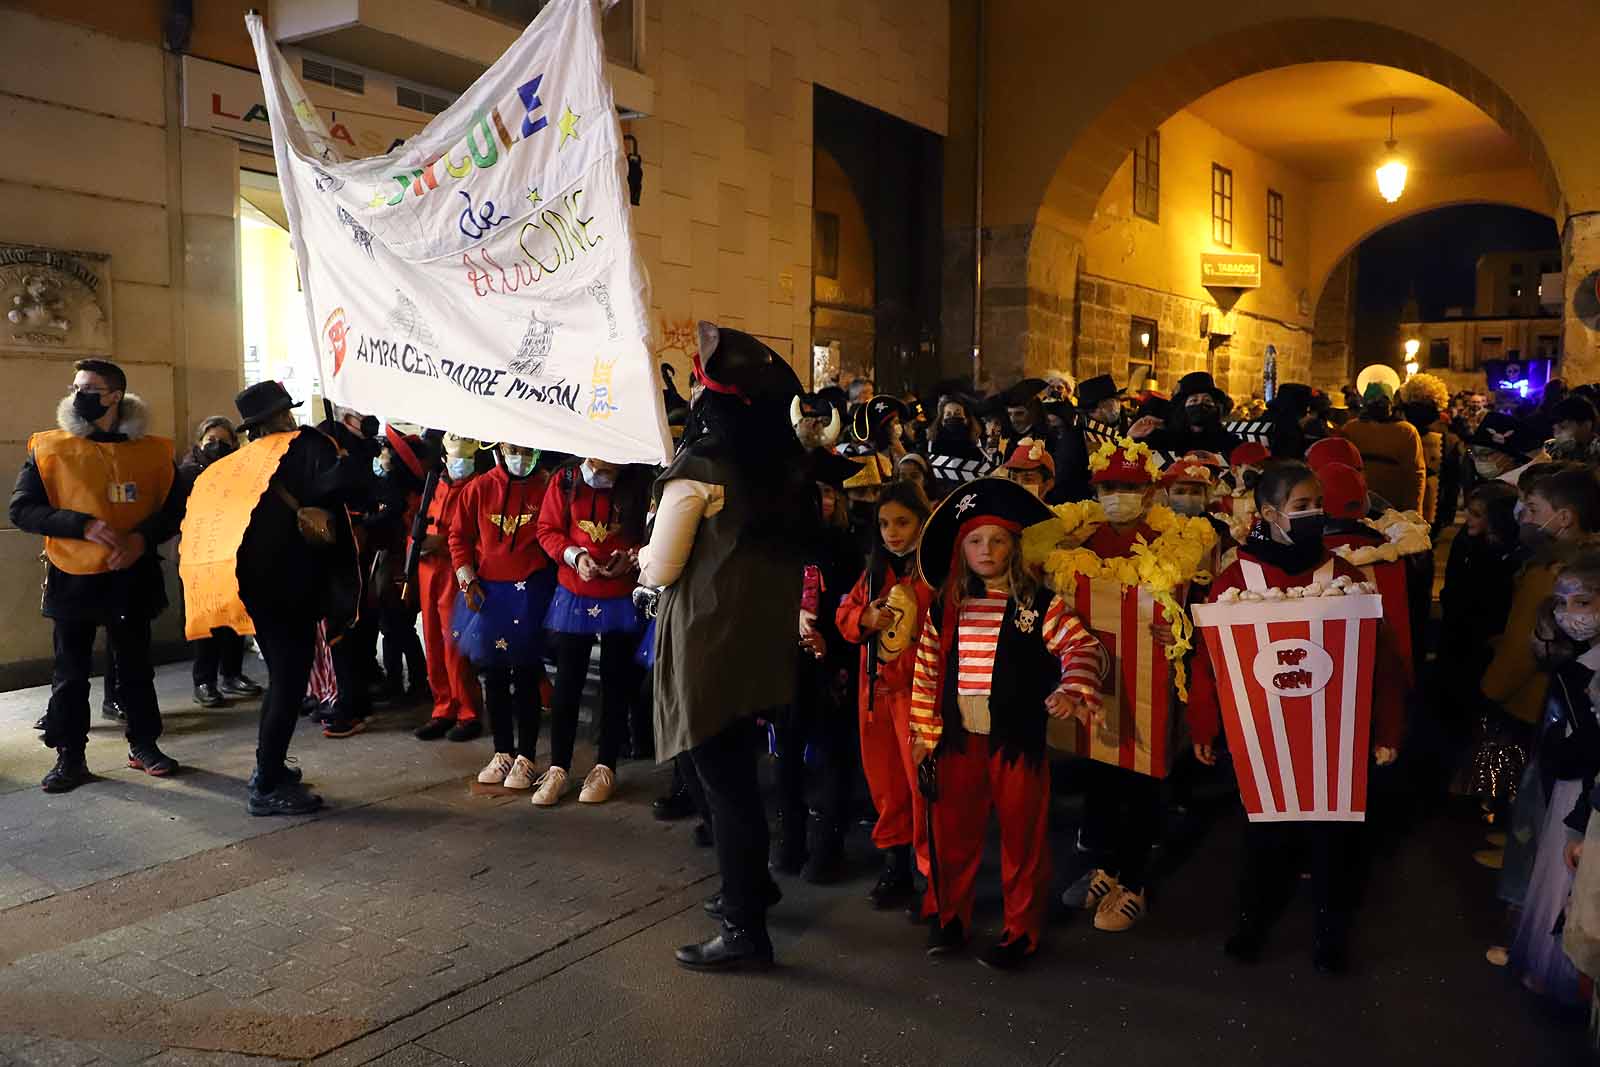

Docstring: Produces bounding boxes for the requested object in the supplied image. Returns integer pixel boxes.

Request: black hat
[234,381,302,430]
[918,476,1054,590]
[694,321,800,406]
[809,448,864,490]
[1468,412,1533,461]
[1174,370,1230,412]
[1077,374,1124,410]
[851,394,911,443]
[1006,378,1049,407]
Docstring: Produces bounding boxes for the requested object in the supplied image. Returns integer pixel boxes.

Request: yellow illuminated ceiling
[1185,62,1527,181]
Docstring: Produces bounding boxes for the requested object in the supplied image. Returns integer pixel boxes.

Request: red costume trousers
[924,732,1051,948]
[418,556,480,723]
[859,685,929,873]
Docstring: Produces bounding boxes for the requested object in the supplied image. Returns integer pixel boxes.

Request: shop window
[1133,131,1159,222]
[1211,164,1233,247]
[1428,338,1450,369]
[1266,189,1284,265]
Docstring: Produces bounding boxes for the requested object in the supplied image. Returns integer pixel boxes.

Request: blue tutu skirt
[453,570,555,669]
[544,585,641,635]
[634,617,657,670]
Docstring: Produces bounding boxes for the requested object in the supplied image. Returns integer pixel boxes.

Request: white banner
[245,0,670,464]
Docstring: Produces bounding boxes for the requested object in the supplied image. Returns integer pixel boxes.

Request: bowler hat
[234,381,301,430]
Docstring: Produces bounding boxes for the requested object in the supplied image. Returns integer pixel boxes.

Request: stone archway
[979,12,1575,386]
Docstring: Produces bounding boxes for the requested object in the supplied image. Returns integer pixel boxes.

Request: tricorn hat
[694,322,801,406]
[851,394,911,444]
[234,381,301,431]
[918,476,1054,590]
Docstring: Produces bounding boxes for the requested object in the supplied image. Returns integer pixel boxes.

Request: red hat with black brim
[918,476,1054,591]
[1229,441,1270,468]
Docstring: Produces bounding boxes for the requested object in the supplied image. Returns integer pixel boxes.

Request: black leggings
[549,630,639,770]
[1081,761,1164,892]
[192,627,246,687]
[481,663,544,757]
[253,616,315,790]
[775,653,859,836]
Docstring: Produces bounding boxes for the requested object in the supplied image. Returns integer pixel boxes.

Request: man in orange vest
[9,359,187,793]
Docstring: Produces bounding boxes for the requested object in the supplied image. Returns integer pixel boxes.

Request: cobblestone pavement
[0,656,1590,1066]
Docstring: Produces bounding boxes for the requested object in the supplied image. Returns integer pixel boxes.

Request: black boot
[415,716,454,740]
[769,812,808,876]
[703,880,783,921]
[247,779,324,816]
[674,921,774,972]
[801,820,846,885]
[41,749,91,793]
[868,845,916,909]
[652,783,696,821]
[1312,908,1349,975]
[925,917,965,957]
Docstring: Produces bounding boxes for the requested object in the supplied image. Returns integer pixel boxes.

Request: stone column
[977,220,1082,389]
[1563,213,1600,385]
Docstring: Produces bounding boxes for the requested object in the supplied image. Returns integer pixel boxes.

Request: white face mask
[1168,494,1206,518]
[503,454,534,478]
[1473,455,1506,479]
[1099,492,1145,524]
[581,461,615,489]
[1557,611,1600,643]
[445,456,472,480]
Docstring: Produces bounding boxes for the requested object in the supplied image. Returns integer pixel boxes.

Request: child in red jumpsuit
[837,480,934,909]
[911,478,1107,970]
[414,433,483,741]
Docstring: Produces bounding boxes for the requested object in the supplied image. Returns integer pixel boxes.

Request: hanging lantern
[1375,106,1407,204]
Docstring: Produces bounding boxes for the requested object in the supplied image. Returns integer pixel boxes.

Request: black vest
[934,585,1062,766]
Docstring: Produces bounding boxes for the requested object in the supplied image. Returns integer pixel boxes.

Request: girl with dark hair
[836,479,935,908]
[640,323,815,971]
[532,458,652,806]
[1187,460,1406,973]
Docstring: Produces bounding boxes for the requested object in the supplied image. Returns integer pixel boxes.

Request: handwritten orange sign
[179,432,296,639]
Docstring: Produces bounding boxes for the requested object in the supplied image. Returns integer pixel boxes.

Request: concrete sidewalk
[0,654,1590,1066]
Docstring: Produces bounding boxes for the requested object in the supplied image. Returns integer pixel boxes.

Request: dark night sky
[1353,204,1558,368]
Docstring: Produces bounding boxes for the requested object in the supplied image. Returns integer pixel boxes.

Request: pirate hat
[918,476,1053,590]
[850,394,911,443]
[1468,412,1533,462]
[694,321,801,405]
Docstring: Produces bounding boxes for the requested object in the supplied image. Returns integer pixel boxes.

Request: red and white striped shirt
[910,591,1106,745]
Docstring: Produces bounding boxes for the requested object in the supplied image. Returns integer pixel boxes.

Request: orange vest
[27,429,175,575]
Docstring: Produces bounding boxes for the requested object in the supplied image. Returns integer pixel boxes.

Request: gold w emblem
[576,519,616,544]
[489,513,534,534]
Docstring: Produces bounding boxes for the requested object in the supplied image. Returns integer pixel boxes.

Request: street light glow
[1377,156,1408,203]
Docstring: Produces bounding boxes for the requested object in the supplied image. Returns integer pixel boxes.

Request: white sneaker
[578,765,615,804]
[530,766,569,807]
[477,752,514,785]
[504,754,537,790]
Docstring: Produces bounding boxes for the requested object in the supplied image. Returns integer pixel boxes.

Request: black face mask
[200,439,234,463]
[1285,511,1328,547]
[1187,404,1219,427]
[73,389,109,423]
[938,418,967,437]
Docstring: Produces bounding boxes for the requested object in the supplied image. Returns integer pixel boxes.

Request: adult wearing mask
[11,359,187,792]
[1337,383,1425,514]
[1055,374,1124,503]
[206,382,363,814]
[1546,395,1600,465]
[1139,372,1241,457]
[640,322,814,971]
[927,394,990,494]
[1466,413,1538,487]
[179,416,262,708]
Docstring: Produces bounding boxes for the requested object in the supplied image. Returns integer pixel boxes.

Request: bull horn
[822,405,841,446]
[790,394,802,428]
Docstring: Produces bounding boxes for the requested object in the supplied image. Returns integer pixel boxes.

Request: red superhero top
[535,468,642,600]
[448,465,552,582]
[1185,549,1406,750]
